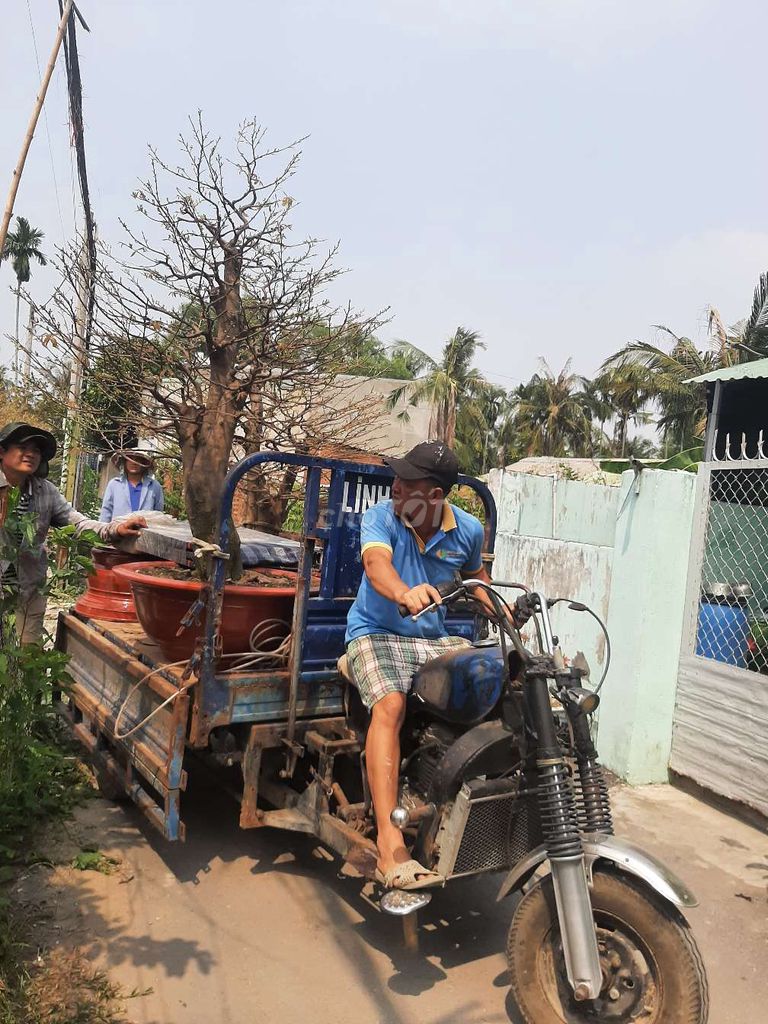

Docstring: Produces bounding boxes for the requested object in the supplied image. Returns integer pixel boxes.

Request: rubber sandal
[374,858,444,891]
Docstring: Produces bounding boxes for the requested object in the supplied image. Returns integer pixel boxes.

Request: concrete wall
[322,375,433,455]
[488,467,697,785]
[598,470,697,783]
[487,470,619,682]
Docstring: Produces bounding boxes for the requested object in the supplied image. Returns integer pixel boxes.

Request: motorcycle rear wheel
[507,867,708,1023]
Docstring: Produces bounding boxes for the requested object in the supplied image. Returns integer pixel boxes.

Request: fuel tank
[412,643,505,725]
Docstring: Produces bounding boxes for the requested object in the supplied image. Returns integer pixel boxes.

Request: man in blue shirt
[345,441,494,890]
[100,451,164,522]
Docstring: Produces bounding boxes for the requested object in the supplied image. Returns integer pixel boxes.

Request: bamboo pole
[0,0,75,258]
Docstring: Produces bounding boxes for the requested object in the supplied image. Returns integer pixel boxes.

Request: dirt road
[44,768,768,1024]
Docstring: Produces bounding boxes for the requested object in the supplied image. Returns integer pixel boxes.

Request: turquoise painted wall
[489,467,697,785]
[488,469,619,694]
[598,470,697,783]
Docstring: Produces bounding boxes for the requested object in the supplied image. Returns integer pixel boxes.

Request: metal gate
[670,457,768,816]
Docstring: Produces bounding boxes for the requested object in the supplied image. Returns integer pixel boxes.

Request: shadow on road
[117,756,521,1019]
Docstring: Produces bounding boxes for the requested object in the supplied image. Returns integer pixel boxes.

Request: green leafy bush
[0,490,83,850]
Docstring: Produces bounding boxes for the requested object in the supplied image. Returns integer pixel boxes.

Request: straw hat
[111,450,156,472]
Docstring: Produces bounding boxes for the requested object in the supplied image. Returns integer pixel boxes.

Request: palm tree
[601,272,768,454]
[454,381,516,474]
[601,330,730,454]
[1,217,47,384]
[706,272,768,360]
[510,360,593,458]
[593,365,652,456]
[387,327,487,447]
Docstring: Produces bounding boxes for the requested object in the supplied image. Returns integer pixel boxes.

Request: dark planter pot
[74,547,154,622]
[112,560,303,662]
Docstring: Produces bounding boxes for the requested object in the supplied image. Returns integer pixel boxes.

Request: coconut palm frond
[388,340,435,376]
[742,271,768,354]
[384,381,413,413]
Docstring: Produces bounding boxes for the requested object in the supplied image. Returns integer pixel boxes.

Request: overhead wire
[25,0,67,243]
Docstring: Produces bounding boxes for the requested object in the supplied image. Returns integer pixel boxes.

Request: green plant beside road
[0,491,80,844]
[0,489,111,1022]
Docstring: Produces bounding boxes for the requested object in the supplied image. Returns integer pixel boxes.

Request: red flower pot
[74,547,153,622]
[112,560,304,662]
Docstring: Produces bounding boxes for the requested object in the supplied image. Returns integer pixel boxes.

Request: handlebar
[397,578,612,694]
[398,576,534,627]
[397,576,467,619]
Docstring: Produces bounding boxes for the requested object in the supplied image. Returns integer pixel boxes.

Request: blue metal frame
[194,453,497,740]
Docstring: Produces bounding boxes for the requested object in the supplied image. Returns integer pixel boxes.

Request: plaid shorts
[346,632,471,710]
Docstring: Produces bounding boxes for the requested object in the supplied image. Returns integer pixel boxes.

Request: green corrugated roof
[686,357,768,384]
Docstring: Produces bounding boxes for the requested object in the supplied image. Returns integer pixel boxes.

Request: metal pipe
[283,467,320,775]
[550,856,604,999]
[531,591,556,654]
[703,380,721,461]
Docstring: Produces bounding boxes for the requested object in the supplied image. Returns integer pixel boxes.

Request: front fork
[527,671,603,1001]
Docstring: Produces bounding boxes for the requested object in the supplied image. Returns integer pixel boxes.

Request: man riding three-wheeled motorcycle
[58,440,709,1024]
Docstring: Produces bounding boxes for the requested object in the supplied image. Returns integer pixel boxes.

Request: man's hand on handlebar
[397,583,444,618]
[512,593,536,628]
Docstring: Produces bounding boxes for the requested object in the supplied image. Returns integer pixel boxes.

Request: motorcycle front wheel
[507,868,708,1024]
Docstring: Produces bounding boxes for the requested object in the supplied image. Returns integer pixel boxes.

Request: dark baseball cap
[384,441,459,492]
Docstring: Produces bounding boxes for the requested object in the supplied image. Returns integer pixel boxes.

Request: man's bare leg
[366,692,409,876]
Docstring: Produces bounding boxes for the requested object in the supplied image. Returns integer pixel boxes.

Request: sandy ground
[16,770,767,1024]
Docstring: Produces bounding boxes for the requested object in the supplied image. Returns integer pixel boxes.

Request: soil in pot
[112,560,308,662]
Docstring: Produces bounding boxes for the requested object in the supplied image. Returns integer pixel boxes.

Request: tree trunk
[179,248,245,576]
[235,390,300,533]
[240,465,299,532]
[430,397,456,447]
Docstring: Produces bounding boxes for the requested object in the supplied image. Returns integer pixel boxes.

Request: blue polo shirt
[345,499,484,642]
[128,481,143,512]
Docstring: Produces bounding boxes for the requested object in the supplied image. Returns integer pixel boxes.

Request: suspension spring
[536,760,582,859]
[574,758,614,835]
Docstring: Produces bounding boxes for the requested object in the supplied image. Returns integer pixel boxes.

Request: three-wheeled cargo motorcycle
[56,452,709,1023]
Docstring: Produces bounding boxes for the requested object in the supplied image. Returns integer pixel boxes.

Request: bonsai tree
[35,116,380,572]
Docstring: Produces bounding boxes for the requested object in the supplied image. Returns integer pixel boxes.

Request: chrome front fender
[496,834,698,909]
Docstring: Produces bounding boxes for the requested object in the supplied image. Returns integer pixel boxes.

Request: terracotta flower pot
[112,560,303,662]
[74,547,153,622]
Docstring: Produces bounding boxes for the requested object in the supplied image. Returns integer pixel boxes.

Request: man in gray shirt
[0,422,146,644]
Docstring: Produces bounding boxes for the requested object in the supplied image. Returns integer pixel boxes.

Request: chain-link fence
[695,466,768,675]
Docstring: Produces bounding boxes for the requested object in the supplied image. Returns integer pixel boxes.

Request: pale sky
[1,0,767,391]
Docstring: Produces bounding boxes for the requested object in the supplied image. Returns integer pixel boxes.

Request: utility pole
[59,242,88,503]
[0,0,76,257]
[22,301,36,386]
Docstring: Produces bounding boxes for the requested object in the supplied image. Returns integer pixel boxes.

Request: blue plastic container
[696,600,750,668]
